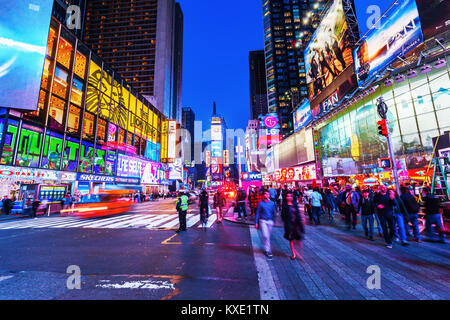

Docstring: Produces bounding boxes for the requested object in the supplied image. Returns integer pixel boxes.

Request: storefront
[0,165,76,214]
[316,57,450,187]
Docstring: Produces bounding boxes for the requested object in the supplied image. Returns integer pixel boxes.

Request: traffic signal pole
[377,97,400,192]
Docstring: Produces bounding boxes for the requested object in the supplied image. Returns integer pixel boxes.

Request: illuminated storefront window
[83,112,95,140]
[48,95,66,131]
[67,105,81,135]
[15,124,43,168]
[56,37,73,70]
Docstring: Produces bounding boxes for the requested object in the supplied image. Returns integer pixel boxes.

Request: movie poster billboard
[415,0,450,39]
[0,1,53,111]
[304,0,354,102]
[354,0,423,85]
[293,100,313,132]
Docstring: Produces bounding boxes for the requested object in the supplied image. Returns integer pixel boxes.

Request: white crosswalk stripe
[0,214,216,230]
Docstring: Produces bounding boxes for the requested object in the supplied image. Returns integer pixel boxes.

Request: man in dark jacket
[2,196,12,215]
[400,186,422,242]
[422,187,446,243]
[360,189,376,241]
[374,185,396,248]
[237,188,247,220]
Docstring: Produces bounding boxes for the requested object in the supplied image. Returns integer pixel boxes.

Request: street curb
[0,215,30,222]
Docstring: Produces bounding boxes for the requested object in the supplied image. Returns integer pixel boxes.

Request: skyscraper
[249,50,268,120]
[181,107,195,162]
[52,0,87,39]
[262,0,324,136]
[83,0,183,121]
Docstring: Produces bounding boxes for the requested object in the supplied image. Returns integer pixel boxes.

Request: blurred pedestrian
[281,191,305,260]
[237,188,247,221]
[250,187,261,217]
[2,196,12,215]
[214,190,225,223]
[255,190,277,259]
[175,192,189,233]
[389,189,409,246]
[375,185,396,248]
[422,187,446,243]
[31,200,40,218]
[400,186,422,242]
[323,188,336,223]
[199,189,209,231]
[310,187,323,225]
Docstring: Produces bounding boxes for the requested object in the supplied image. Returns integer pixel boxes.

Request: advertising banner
[168,158,183,180]
[76,173,115,183]
[141,162,161,185]
[211,124,222,141]
[293,100,313,132]
[416,0,450,39]
[167,121,177,159]
[273,164,316,182]
[354,0,423,85]
[0,1,53,110]
[211,141,222,157]
[223,150,229,167]
[117,154,145,178]
[353,1,397,37]
[0,165,76,181]
[304,0,354,102]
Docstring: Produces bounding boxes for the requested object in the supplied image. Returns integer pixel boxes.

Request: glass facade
[0,18,168,178]
[317,57,450,178]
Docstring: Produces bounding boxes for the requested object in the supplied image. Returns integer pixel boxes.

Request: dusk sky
[178,0,264,132]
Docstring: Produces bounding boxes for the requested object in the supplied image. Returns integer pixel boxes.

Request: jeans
[425,214,446,242]
[393,213,407,243]
[407,213,421,240]
[237,203,247,218]
[374,214,383,234]
[378,214,395,245]
[312,206,321,225]
[326,206,334,221]
[344,205,357,228]
[361,214,374,238]
[259,219,274,253]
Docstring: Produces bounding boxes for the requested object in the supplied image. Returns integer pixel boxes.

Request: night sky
[178,0,264,132]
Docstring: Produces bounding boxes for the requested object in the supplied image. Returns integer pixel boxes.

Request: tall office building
[181,107,195,162]
[83,0,183,121]
[249,50,268,120]
[262,0,324,135]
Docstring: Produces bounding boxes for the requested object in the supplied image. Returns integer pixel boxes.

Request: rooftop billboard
[0,1,53,110]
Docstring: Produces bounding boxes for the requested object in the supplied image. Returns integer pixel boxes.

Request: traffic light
[377,119,389,137]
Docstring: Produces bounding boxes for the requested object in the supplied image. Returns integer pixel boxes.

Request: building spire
[213,101,217,115]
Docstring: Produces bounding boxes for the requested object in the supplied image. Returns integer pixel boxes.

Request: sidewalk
[223,203,284,227]
[0,213,30,222]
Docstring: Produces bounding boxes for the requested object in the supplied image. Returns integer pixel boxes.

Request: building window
[48,95,65,131]
[83,112,95,140]
[56,37,73,70]
[67,105,81,135]
[53,66,69,99]
[97,118,106,144]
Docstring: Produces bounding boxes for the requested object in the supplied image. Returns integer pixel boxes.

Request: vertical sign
[167,120,177,159]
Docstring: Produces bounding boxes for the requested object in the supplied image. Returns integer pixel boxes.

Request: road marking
[95,279,175,290]
[197,214,217,228]
[249,227,280,300]
[145,215,178,229]
[0,275,13,282]
[102,215,160,229]
[161,233,181,245]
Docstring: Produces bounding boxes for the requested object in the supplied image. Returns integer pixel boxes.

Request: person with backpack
[175,192,189,233]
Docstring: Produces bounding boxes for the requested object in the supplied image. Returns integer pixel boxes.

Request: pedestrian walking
[237,188,247,220]
[400,186,422,242]
[323,188,336,223]
[309,187,323,225]
[360,189,376,241]
[175,192,189,233]
[199,189,209,231]
[374,185,396,248]
[2,196,12,215]
[31,200,40,218]
[422,187,446,243]
[255,190,277,259]
[250,187,261,217]
[281,191,305,260]
[345,185,360,230]
[214,190,226,223]
[389,189,409,246]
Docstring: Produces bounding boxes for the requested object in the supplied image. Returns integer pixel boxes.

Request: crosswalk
[0,213,218,231]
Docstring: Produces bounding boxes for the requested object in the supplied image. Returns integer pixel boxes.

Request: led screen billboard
[211,124,222,141]
[354,0,423,85]
[353,1,397,37]
[415,0,450,39]
[304,0,354,102]
[0,1,53,110]
[293,100,313,132]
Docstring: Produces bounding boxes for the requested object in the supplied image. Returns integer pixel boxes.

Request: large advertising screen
[415,0,450,39]
[304,0,354,102]
[293,100,313,132]
[354,0,423,85]
[353,1,397,37]
[0,1,53,110]
[211,124,222,141]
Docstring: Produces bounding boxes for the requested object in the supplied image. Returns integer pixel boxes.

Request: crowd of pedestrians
[174,182,447,260]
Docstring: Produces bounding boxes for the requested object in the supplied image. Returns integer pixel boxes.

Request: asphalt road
[0,198,259,300]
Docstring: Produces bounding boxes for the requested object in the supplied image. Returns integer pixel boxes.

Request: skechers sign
[77,174,115,183]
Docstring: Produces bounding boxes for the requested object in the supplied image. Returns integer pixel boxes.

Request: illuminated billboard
[211,124,222,141]
[293,100,313,132]
[211,141,222,157]
[0,1,53,110]
[416,0,450,39]
[304,0,354,102]
[167,120,177,159]
[354,0,423,85]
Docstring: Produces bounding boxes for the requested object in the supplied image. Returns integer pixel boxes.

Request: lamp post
[377,97,400,191]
